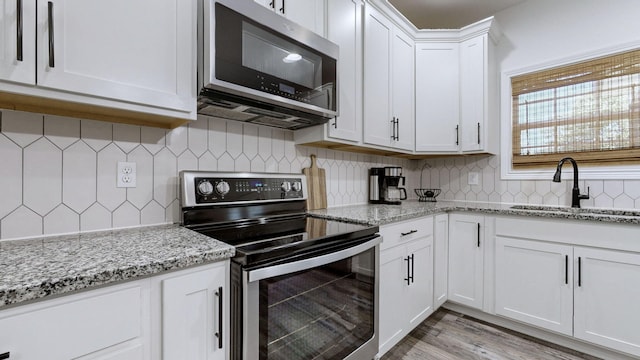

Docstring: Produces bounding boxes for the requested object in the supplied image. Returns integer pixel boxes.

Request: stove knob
[216,180,230,195]
[197,180,214,195]
[281,181,292,192]
[292,181,302,192]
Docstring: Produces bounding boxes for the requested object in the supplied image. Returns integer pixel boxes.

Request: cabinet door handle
[477,223,481,247]
[396,118,400,141]
[16,0,23,61]
[404,256,411,285]
[401,229,417,236]
[279,0,285,14]
[47,1,55,68]
[269,0,275,9]
[390,117,396,140]
[565,255,569,285]
[455,125,459,145]
[0,352,10,359]
[578,257,582,287]
[410,253,415,284]
[332,116,337,129]
[477,122,481,144]
[215,287,223,349]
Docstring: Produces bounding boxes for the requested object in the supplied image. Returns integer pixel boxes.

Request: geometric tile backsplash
[2,108,640,241]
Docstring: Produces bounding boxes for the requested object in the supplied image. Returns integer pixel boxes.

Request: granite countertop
[0,224,235,309]
[308,200,640,226]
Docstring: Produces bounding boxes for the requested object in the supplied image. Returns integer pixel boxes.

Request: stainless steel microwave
[198,0,339,130]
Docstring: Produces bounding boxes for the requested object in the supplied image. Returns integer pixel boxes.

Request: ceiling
[388,0,526,29]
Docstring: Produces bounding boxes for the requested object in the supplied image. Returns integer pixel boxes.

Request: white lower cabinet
[495,237,574,335]
[0,261,229,360]
[573,247,640,357]
[494,217,640,358]
[378,217,434,355]
[161,261,229,360]
[0,282,151,360]
[447,213,484,310]
[433,213,449,309]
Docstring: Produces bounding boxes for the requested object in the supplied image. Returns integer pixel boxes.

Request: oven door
[242,236,380,360]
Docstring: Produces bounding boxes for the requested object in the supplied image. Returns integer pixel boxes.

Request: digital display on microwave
[279,83,295,95]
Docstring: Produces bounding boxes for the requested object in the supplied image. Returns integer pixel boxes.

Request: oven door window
[258,247,375,359]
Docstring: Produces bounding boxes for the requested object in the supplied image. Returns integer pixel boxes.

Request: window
[511,48,640,169]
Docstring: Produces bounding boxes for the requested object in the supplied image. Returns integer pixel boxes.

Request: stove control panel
[181,172,306,206]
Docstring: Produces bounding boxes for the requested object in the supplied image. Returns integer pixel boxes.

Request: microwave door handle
[247,236,381,282]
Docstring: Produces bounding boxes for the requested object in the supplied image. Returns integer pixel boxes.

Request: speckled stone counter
[308,200,640,226]
[0,224,234,309]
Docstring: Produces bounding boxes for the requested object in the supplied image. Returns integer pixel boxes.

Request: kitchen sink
[509,205,640,218]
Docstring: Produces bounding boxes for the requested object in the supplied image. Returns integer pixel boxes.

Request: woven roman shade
[511,48,640,168]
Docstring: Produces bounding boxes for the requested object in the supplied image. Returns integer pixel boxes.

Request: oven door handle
[247,236,381,282]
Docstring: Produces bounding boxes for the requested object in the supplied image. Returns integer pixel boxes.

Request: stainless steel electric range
[180,171,381,360]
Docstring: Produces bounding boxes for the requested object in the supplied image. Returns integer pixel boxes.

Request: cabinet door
[326,0,362,142]
[406,235,434,328]
[284,0,325,36]
[433,214,448,309]
[459,35,486,152]
[35,0,195,114]
[379,245,407,354]
[0,283,149,360]
[163,263,229,360]
[363,5,392,148]
[495,237,573,336]
[391,29,414,151]
[0,0,35,84]
[415,42,460,152]
[574,247,640,357]
[448,214,484,309]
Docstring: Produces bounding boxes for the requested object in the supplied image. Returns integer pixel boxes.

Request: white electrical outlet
[468,172,479,185]
[117,161,137,188]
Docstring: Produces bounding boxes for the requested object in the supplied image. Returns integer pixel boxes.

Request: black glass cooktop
[191,215,379,269]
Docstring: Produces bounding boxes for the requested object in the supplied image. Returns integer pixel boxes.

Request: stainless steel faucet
[552,157,590,208]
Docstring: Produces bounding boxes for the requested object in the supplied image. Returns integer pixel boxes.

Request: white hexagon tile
[4,108,640,240]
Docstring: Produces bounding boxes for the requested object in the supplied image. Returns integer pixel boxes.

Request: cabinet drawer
[0,284,146,359]
[380,217,433,251]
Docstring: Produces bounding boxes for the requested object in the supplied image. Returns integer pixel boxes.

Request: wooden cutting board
[302,154,327,210]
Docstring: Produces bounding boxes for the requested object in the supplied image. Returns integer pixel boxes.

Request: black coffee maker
[369,167,407,204]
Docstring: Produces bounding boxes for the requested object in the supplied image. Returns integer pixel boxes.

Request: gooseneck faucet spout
[552,157,590,208]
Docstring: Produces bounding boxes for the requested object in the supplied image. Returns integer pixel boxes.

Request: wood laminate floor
[381,309,602,360]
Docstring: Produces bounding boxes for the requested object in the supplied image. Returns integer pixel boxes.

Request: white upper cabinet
[254,0,325,35]
[36,0,195,113]
[0,0,35,84]
[294,0,363,146]
[0,0,197,127]
[415,41,460,152]
[391,29,415,151]
[363,4,414,152]
[459,21,499,154]
[326,0,363,142]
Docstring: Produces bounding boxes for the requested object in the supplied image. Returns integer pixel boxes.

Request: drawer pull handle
[215,287,223,349]
[401,230,417,236]
[0,352,10,359]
